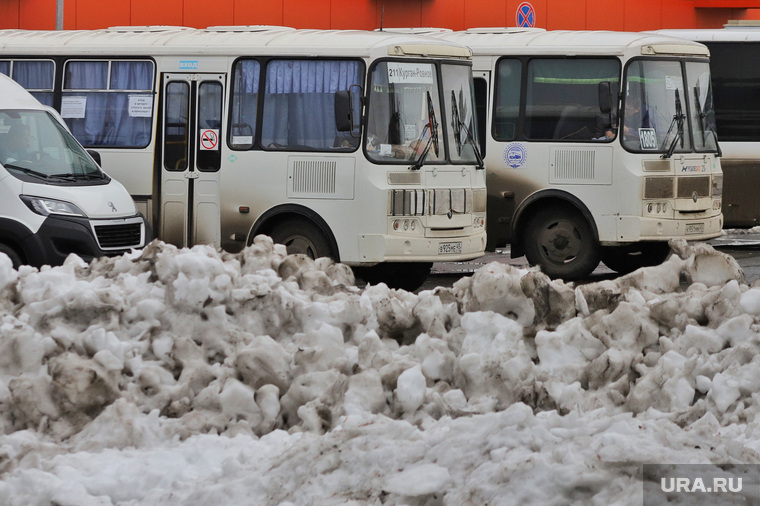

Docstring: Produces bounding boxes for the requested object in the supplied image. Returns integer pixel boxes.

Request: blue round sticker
[504,143,527,169]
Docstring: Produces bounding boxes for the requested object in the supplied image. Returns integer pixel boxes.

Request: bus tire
[269,218,333,260]
[354,262,432,292]
[523,204,600,280]
[601,242,671,275]
[0,243,22,270]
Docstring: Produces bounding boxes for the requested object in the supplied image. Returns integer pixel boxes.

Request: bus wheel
[269,218,333,260]
[0,243,22,270]
[523,205,600,280]
[601,242,671,275]
[354,262,432,292]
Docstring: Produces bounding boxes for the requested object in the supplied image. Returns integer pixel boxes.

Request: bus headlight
[20,195,87,217]
[646,202,669,215]
[712,174,723,198]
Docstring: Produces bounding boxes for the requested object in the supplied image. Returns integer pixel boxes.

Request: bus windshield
[441,63,480,164]
[622,59,718,154]
[366,61,446,164]
[0,109,105,182]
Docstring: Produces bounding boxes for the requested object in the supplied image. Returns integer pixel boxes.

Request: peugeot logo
[692,191,698,203]
[108,201,117,212]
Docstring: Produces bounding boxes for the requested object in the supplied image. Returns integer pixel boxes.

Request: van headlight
[20,195,86,217]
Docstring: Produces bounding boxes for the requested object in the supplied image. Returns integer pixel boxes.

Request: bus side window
[474,77,488,156]
[526,58,620,141]
[63,60,154,148]
[230,59,259,150]
[261,59,363,151]
[493,58,521,142]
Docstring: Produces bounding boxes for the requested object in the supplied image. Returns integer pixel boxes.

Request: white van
[0,73,150,269]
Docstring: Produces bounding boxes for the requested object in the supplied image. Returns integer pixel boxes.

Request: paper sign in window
[61,96,87,119]
[129,95,153,118]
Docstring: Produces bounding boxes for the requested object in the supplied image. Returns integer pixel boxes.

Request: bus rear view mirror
[598,81,620,128]
[598,81,612,113]
[335,90,352,132]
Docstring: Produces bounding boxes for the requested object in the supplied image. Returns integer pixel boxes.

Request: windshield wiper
[459,121,485,170]
[409,91,440,171]
[3,164,75,181]
[661,89,685,159]
[63,172,107,180]
[451,90,485,170]
[409,124,434,171]
[693,86,722,157]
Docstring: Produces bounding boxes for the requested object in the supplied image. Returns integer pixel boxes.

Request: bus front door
[160,73,225,248]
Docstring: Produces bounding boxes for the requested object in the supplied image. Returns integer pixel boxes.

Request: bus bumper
[357,229,487,263]
[609,213,723,243]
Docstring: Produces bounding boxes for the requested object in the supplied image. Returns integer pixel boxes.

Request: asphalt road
[420,231,760,292]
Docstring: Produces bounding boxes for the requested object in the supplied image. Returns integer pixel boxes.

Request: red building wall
[0,0,758,31]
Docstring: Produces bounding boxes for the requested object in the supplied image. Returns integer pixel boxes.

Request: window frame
[61,58,156,149]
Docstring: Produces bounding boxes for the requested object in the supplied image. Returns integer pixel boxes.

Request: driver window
[366,61,443,163]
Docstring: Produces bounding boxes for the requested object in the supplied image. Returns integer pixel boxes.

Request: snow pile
[0,237,758,505]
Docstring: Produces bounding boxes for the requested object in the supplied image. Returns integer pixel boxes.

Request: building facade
[2,0,760,31]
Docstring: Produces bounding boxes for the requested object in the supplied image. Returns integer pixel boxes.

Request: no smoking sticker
[200,129,219,151]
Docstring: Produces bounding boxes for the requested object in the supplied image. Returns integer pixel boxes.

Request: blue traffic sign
[516,2,536,28]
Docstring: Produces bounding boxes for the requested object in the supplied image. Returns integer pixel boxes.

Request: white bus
[0,26,487,290]
[389,28,724,279]
[653,24,760,228]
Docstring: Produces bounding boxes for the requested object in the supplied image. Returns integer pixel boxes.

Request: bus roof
[383,28,710,57]
[651,28,760,43]
[0,26,472,59]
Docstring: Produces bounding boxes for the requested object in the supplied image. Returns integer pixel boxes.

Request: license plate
[686,223,705,235]
[438,241,462,255]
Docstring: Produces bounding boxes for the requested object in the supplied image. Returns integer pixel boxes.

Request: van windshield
[0,109,106,182]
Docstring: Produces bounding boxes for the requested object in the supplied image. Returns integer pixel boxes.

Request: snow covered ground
[0,236,759,505]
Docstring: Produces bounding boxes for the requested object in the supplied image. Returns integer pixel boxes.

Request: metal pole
[56,0,64,30]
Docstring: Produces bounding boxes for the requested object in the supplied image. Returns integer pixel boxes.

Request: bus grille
[94,222,143,249]
[677,176,711,199]
[644,176,675,199]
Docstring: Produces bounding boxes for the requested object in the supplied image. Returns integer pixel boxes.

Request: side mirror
[87,149,102,166]
[334,90,352,132]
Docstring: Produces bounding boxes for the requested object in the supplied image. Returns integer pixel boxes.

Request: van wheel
[354,262,432,292]
[269,218,334,260]
[601,242,671,274]
[0,243,22,270]
[523,204,600,280]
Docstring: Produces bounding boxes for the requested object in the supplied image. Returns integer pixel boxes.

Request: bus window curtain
[230,60,260,148]
[64,60,153,147]
[262,59,361,150]
[106,61,153,147]
[10,61,55,107]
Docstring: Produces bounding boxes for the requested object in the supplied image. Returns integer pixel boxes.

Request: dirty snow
[0,236,757,505]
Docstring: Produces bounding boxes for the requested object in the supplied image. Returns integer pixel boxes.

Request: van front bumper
[22,213,151,268]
